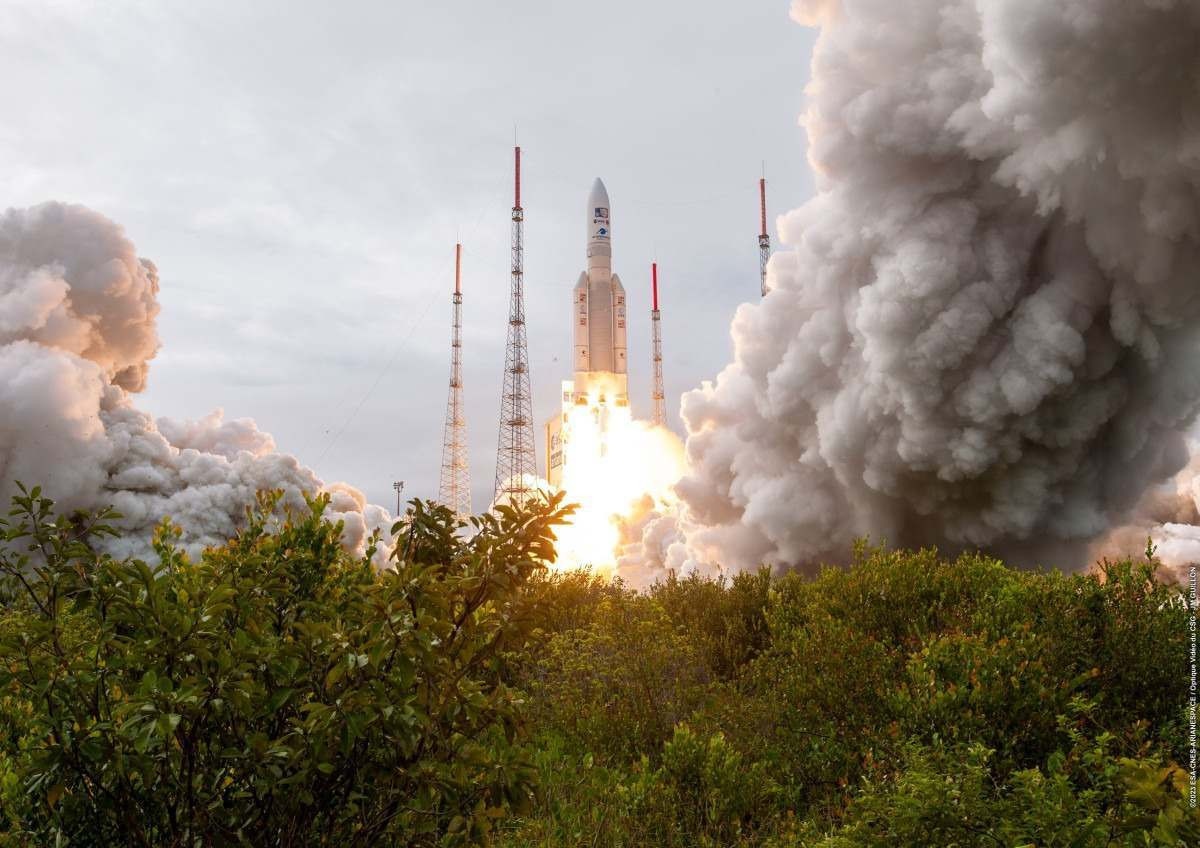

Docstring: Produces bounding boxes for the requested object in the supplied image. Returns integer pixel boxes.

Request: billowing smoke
[0,202,392,561]
[673,0,1200,575]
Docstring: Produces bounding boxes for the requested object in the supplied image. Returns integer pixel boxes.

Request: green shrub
[625,725,778,847]
[796,701,1200,847]
[0,484,572,847]
[716,545,1190,813]
[713,607,895,816]
[525,588,709,763]
[500,726,777,848]
[3,482,1187,847]
[649,569,773,681]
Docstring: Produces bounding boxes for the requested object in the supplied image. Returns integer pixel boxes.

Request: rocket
[571,178,628,403]
[545,178,630,487]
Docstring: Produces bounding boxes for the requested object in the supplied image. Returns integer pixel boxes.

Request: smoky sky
[0,0,816,513]
[670,0,1200,575]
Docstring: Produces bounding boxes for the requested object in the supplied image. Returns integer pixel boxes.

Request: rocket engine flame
[550,373,685,576]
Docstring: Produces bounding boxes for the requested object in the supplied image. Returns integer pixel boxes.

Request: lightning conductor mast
[650,262,665,427]
[758,174,770,297]
[438,243,472,520]
[494,146,538,503]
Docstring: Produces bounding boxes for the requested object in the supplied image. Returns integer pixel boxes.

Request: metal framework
[494,146,538,503]
[439,243,472,519]
[650,262,665,427]
[759,176,770,297]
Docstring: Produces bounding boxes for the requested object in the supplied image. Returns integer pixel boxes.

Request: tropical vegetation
[0,486,1192,846]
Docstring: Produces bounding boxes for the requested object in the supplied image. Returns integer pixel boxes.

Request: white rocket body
[548,178,629,487]
[571,178,628,402]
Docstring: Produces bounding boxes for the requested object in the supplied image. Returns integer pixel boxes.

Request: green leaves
[0,485,572,847]
[3,485,1190,848]
[500,545,1195,848]
[265,687,295,715]
[526,590,708,764]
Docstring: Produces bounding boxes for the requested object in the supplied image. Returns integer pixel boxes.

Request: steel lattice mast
[758,174,771,297]
[494,146,538,503]
[439,243,472,519]
[650,262,666,427]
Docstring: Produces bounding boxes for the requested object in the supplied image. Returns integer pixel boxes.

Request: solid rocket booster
[572,178,628,401]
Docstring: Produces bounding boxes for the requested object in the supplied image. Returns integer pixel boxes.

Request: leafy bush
[648,569,773,681]
[500,727,777,848]
[0,482,1190,846]
[798,701,1199,847]
[0,484,571,847]
[524,589,708,763]
[501,544,1194,847]
[705,546,1190,811]
[624,725,777,847]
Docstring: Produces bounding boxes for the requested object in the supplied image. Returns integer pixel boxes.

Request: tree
[0,484,572,847]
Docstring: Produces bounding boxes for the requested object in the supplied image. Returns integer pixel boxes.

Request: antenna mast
[439,243,472,519]
[494,146,538,502]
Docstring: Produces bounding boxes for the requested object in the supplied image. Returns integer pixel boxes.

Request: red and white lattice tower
[650,262,666,427]
[439,243,472,520]
[494,146,538,502]
[758,174,770,297]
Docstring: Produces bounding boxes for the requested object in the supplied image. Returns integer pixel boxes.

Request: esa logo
[597,227,608,238]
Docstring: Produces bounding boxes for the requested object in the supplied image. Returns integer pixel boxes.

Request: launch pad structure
[454,152,761,511]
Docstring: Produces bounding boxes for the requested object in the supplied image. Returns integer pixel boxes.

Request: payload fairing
[546,178,630,487]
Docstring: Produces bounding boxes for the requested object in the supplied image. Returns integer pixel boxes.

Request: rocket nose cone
[588,178,610,211]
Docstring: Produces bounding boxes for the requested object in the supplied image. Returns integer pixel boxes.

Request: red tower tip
[455,243,462,295]
[514,146,522,210]
[652,262,659,311]
[759,177,767,238]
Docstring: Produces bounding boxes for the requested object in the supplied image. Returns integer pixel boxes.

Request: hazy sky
[0,0,817,512]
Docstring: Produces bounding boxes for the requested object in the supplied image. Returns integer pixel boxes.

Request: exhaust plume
[0,202,392,561]
[675,0,1200,574]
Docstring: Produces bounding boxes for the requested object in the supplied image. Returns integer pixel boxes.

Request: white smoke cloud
[0,201,393,563]
[676,0,1200,574]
